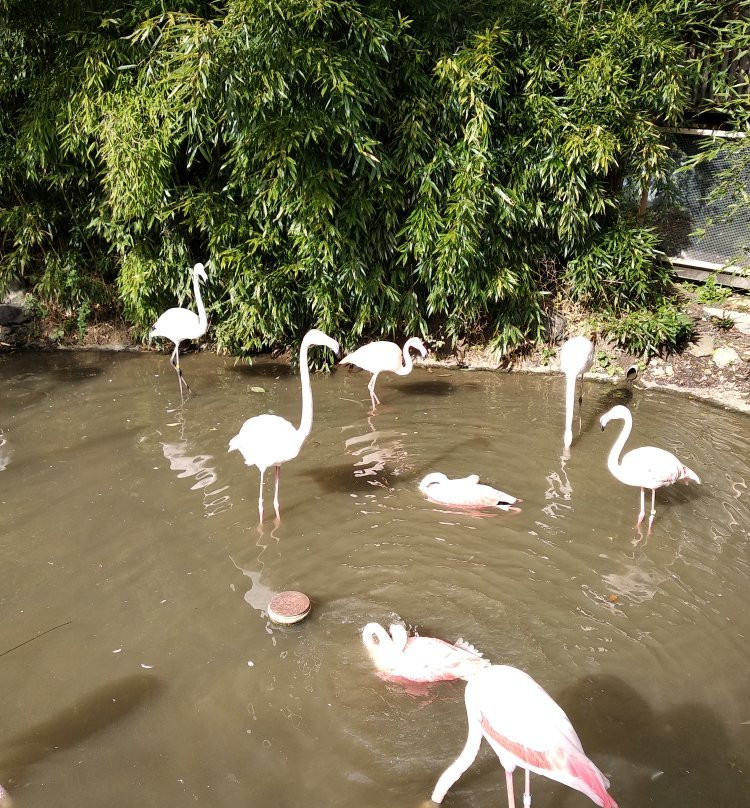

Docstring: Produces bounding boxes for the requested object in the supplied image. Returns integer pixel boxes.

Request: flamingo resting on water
[362,623,490,683]
[150,262,208,399]
[431,665,619,808]
[228,329,340,522]
[560,336,595,449]
[600,404,700,529]
[340,337,427,409]
[419,473,520,512]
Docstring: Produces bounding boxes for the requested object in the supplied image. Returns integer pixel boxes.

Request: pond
[1,350,748,807]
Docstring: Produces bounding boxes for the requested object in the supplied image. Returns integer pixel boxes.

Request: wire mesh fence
[650,129,749,272]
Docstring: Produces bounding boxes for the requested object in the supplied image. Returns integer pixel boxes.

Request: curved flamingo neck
[192,267,207,331]
[388,624,409,652]
[297,333,315,442]
[396,339,420,376]
[607,411,632,478]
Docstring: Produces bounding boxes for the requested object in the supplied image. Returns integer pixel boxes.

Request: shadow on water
[228,361,295,381]
[557,674,749,807]
[0,674,163,787]
[391,379,457,397]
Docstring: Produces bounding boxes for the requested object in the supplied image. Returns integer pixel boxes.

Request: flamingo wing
[619,446,689,489]
[151,307,202,341]
[228,414,300,468]
[469,667,617,808]
[340,341,402,374]
[395,636,489,682]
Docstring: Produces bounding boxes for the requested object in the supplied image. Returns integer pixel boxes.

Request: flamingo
[600,404,700,528]
[560,336,595,448]
[228,329,339,521]
[362,623,490,684]
[431,665,619,808]
[150,262,208,399]
[419,473,520,512]
[340,337,427,409]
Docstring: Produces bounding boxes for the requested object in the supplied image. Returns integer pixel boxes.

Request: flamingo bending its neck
[419,473,520,511]
[362,623,490,683]
[560,336,595,448]
[228,329,339,522]
[432,665,619,808]
[150,262,208,399]
[600,404,700,528]
[340,337,427,408]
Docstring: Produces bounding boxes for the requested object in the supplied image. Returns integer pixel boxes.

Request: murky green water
[1,350,748,807]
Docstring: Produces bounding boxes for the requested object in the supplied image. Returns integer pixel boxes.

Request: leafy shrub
[695,274,733,306]
[599,304,693,358]
[0,1,741,355]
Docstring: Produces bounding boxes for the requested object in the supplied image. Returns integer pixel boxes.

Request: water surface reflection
[1,352,748,808]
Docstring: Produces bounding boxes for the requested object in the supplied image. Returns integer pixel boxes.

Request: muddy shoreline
[2,289,748,414]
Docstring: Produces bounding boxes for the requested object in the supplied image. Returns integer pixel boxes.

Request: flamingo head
[406,337,428,359]
[600,404,630,431]
[305,329,341,358]
[362,622,397,662]
[193,263,208,283]
[419,472,448,494]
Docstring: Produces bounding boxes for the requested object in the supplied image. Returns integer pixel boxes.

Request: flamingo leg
[577,373,584,407]
[367,374,380,408]
[273,464,281,518]
[636,488,646,526]
[647,488,656,533]
[257,468,265,523]
[506,769,515,808]
[170,342,193,398]
[430,718,483,803]
[523,768,531,808]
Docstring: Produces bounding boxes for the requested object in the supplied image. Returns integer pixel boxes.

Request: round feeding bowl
[267,591,311,625]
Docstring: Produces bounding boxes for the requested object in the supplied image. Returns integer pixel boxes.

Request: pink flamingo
[340,337,427,408]
[560,336,595,449]
[362,623,490,683]
[432,665,619,808]
[228,329,339,521]
[150,262,208,399]
[600,404,700,528]
[419,473,520,511]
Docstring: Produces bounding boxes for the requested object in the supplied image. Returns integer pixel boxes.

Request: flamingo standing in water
[228,329,339,521]
[600,404,700,529]
[419,473,520,512]
[431,665,619,808]
[150,262,208,399]
[340,337,427,409]
[362,623,490,683]
[560,336,595,448]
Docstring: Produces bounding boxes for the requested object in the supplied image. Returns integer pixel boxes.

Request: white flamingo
[362,623,490,683]
[150,262,208,398]
[560,335,595,448]
[340,337,427,408]
[431,665,619,808]
[419,473,520,511]
[228,329,339,521]
[600,404,700,528]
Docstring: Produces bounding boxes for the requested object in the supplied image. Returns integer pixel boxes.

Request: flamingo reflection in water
[600,405,700,531]
[229,329,339,523]
[432,665,619,808]
[362,623,490,685]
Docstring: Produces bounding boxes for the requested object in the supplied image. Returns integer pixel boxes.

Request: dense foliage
[1,0,748,356]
